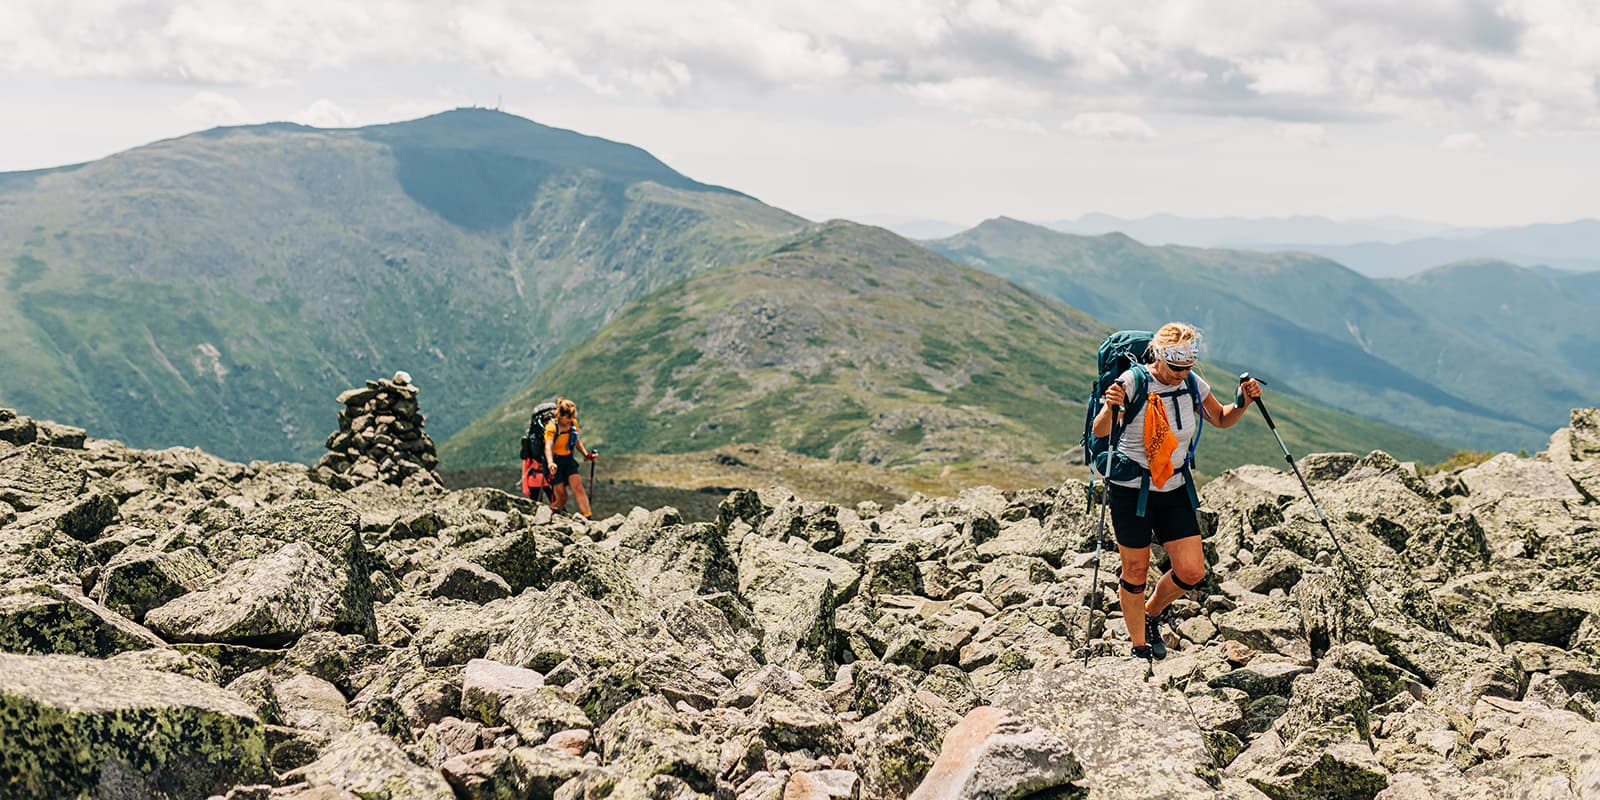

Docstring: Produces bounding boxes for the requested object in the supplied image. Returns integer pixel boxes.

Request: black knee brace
[1172,572,1203,591]
[1119,578,1146,594]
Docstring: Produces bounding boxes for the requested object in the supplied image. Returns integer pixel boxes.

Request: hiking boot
[1131,644,1154,662]
[1146,610,1171,659]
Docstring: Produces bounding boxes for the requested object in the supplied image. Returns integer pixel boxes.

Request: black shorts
[552,454,582,482]
[1109,483,1201,549]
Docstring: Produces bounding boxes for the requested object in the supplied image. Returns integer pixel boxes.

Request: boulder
[1490,591,1600,649]
[1277,665,1372,742]
[484,582,642,673]
[145,541,369,647]
[0,443,88,511]
[1214,599,1310,661]
[460,529,554,594]
[906,706,1084,800]
[275,673,356,737]
[989,661,1223,799]
[1210,660,1311,699]
[461,658,545,726]
[297,722,454,799]
[13,491,119,541]
[440,747,524,800]
[1460,695,1600,795]
[0,408,38,445]
[91,545,217,621]
[1240,724,1388,800]
[594,695,719,794]
[0,652,269,797]
[785,770,863,800]
[850,691,963,800]
[737,534,860,679]
[513,745,593,799]
[428,561,513,603]
[501,688,594,745]
[0,583,166,657]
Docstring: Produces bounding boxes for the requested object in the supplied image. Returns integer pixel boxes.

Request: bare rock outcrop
[0,406,1597,799]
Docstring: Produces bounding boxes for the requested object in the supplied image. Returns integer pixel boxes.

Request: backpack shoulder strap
[1124,364,1151,419]
[1183,373,1204,468]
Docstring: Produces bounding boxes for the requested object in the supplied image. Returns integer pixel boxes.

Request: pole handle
[1240,372,1276,430]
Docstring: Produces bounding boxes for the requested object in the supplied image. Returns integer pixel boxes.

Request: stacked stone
[314,371,442,491]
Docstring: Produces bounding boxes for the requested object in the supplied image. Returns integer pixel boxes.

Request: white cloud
[174,90,253,127]
[1439,132,1487,151]
[1064,112,1157,141]
[2,1,1598,134]
[972,117,1048,136]
[625,59,693,98]
[1276,122,1327,146]
[1240,49,1334,96]
[902,77,1051,116]
[294,99,359,129]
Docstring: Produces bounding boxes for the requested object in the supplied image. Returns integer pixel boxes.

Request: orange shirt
[544,419,579,456]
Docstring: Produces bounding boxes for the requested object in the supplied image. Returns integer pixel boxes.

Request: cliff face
[1,404,1597,800]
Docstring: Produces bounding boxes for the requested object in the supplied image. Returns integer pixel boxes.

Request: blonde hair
[1147,322,1203,362]
[555,398,577,419]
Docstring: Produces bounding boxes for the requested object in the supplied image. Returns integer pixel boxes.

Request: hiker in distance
[1090,323,1262,660]
[545,398,598,519]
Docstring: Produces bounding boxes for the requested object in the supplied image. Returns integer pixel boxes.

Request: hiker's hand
[1103,382,1126,409]
[1239,378,1261,406]
[585,452,597,462]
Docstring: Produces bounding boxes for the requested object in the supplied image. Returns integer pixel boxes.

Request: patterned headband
[1156,342,1200,364]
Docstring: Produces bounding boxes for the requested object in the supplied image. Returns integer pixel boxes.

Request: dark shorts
[552,454,582,482]
[1109,483,1202,549]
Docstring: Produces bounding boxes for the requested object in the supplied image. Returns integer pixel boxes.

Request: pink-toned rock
[908,706,1082,800]
[545,728,590,757]
[783,769,860,800]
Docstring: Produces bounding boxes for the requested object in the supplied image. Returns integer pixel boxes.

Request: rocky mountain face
[2,398,1598,799]
[0,109,805,463]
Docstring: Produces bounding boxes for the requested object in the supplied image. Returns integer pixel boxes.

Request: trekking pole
[1084,408,1121,666]
[588,450,598,504]
[1239,373,1378,619]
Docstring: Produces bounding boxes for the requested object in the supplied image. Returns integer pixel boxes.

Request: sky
[3,0,1598,229]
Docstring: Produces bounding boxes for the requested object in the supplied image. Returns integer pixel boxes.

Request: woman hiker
[1090,322,1262,660]
[544,397,598,520]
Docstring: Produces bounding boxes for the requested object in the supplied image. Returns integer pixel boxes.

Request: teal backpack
[1081,330,1204,516]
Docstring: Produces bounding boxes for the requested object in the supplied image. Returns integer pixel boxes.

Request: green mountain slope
[929,218,1583,451]
[0,109,806,461]
[442,222,1450,476]
[1382,260,1598,380]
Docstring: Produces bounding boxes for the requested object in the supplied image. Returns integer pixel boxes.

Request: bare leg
[1147,535,1206,616]
[551,481,567,512]
[1118,544,1151,646]
[569,474,591,518]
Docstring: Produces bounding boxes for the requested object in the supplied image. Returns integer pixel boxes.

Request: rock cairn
[313,371,442,491]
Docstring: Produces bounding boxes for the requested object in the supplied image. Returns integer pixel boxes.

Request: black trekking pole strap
[1240,374,1378,620]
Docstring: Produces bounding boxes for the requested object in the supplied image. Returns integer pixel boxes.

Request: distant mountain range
[2,110,1581,476]
[1041,213,1455,248]
[1276,221,1600,277]
[928,218,1598,452]
[1038,214,1600,277]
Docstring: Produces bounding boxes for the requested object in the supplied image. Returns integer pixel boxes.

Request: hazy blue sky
[3,1,1597,227]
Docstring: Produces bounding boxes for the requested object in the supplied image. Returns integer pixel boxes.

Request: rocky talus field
[2,399,1599,800]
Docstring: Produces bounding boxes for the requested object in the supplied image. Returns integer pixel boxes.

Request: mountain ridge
[0,109,807,462]
[442,219,1452,478]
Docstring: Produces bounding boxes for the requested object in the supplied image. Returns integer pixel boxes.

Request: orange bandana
[1144,396,1177,488]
